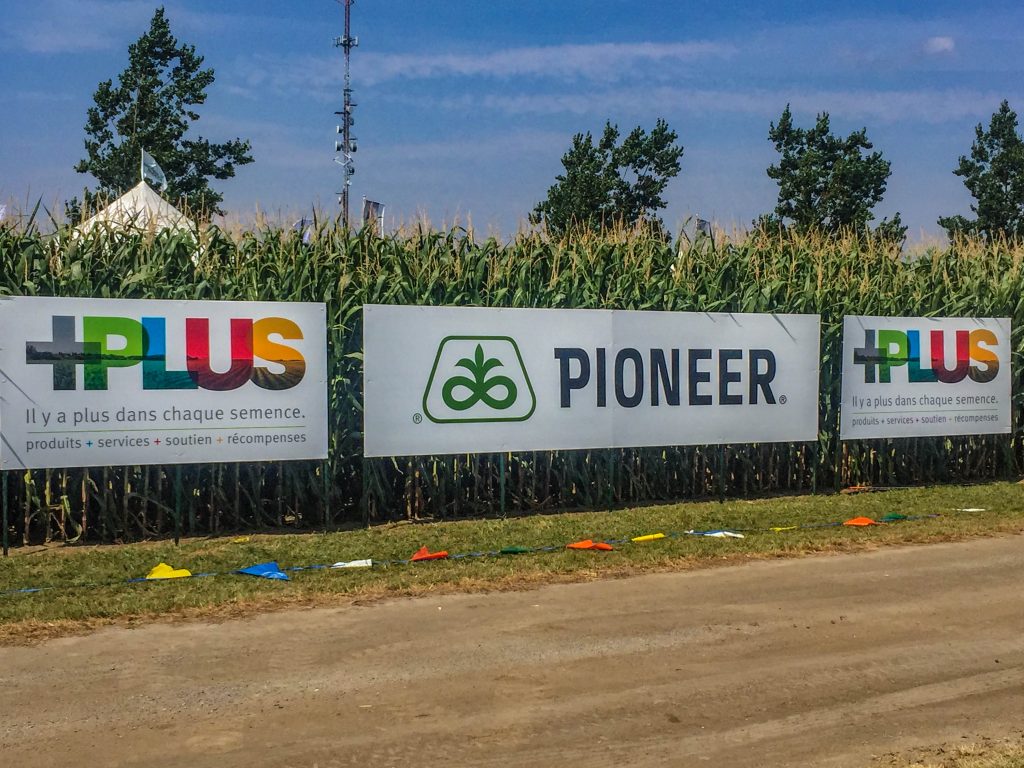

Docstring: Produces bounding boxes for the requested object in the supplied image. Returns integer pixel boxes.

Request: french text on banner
[0,296,328,469]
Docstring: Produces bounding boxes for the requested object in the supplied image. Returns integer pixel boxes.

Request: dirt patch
[2,535,1022,767]
[875,733,1024,767]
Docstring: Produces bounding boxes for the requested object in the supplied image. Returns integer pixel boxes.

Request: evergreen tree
[762,105,903,240]
[72,7,252,219]
[533,119,683,237]
[939,100,1024,240]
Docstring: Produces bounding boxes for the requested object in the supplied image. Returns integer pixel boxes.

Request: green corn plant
[0,217,1021,544]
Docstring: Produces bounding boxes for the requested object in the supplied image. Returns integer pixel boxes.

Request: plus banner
[0,297,328,469]
[363,305,821,457]
[840,315,1012,440]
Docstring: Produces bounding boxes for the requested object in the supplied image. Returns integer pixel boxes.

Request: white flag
[362,198,384,223]
[141,149,167,191]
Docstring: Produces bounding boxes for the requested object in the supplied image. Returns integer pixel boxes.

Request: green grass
[1,481,1022,642]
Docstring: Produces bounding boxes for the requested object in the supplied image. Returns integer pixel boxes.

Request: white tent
[77,181,194,234]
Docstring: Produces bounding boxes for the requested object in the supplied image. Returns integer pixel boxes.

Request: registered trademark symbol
[413,413,423,424]
[779,395,788,405]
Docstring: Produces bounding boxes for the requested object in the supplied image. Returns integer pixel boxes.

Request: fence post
[322,458,331,527]
[187,466,196,535]
[360,456,370,525]
[811,439,820,495]
[606,449,614,512]
[173,465,183,546]
[498,453,506,516]
[718,445,727,502]
[2,471,8,557]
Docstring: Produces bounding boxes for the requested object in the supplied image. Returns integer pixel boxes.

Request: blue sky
[2,0,1023,238]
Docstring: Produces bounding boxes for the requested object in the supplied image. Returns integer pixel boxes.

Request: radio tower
[333,0,357,222]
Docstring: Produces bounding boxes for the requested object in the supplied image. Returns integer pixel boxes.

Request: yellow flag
[631,533,666,542]
[146,562,192,580]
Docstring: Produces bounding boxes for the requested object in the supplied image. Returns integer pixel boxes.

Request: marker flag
[843,517,881,527]
[238,561,290,580]
[631,533,666,542]
[146,562,192,580]
[411,546,448,562]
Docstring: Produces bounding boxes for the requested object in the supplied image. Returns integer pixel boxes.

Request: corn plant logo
[422,336,536,423]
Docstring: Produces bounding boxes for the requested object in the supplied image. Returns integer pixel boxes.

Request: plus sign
[85,440,93,447]
[26,316,97,390]
[154,438,161,445]
[853,329,886,384]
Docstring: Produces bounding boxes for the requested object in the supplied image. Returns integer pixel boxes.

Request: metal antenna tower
[333,0,358,222]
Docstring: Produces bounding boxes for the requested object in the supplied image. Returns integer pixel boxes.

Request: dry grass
[1,481,1022,644]
[878,735,1024,768]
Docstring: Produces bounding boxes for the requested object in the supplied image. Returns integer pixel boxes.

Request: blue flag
[238,561,290,581]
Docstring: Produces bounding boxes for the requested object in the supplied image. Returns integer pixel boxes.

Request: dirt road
[2,536,1022,768]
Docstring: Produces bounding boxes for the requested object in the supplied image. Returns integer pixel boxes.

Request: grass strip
[1,481,1022,643]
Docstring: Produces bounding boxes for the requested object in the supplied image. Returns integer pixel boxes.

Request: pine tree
[939,100,1024,240]
[762,105,903,240]
[72,7,252,219]
[532,120,683,237]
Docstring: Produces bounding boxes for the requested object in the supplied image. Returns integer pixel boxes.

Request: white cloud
[7,1,145,53]
[228,40,734,101]
[357,41,734,84]
[923,36,956,55]
[452,86,1011,125]
[3,0,232,54]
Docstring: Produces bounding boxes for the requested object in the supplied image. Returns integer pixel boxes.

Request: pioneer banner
[0,297,328,469]
[363,305,821,457]
[839,315,1012,440]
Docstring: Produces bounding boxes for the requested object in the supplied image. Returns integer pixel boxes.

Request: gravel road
[2,536,1022,767]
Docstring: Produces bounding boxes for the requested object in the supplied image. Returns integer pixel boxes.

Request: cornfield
[0,216,1022,546]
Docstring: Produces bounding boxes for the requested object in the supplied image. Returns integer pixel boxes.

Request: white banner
[840,315,1012,440]
[0,297,328,469]
[363,305,821,457]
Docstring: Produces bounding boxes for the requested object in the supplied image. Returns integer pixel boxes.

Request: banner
[839,315,1011,440]
[0,297,328,469]
[363,305,821,457]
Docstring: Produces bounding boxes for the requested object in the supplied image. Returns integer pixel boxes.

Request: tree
[73,7,252,218]
[762,105,902,239]
[939,100,1024,240]
[532,119,683,236]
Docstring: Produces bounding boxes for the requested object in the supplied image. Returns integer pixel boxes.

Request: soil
[2,535,1022,767]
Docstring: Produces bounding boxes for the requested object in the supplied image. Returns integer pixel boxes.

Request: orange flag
[411,546,449,561]
[567,539,595,550]
[566,539,614,551]
[843,516,882,527]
